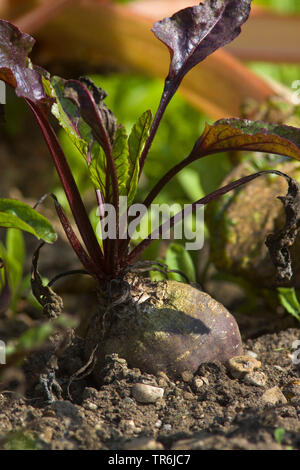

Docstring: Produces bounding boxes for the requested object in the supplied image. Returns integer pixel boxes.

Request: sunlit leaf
[44,75,88,160]
[143,117,300,210]
[9,1,277,118]
[193,119,300,160]
[0,20,104,273]
[277,287,300,322]
[5,228,25,302]
[6,228,25,270]
[63,78,117,155]
[90,125,129,201]
[0,258,11,315]
[127,110,152,205]
[5,314,78,357]
[89,144,107,195]
[274,427,286,446]
[149,257,166,282]
[165,242,196,283]
[177,167,205,201]
[112,125,129,197]
[2,431,37,451]
[0,199,57,243]
[0,19,50,104]
[152,0,251,83]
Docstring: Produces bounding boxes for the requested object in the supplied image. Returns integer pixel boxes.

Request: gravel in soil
[0,327,299,450]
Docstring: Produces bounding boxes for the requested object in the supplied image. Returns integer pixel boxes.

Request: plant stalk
[26,99,105,276]
[125,169,290,266]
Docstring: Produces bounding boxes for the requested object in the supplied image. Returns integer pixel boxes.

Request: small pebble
[39,427,53,444]
[42,409,56,418]
[82,387,100,401]
[282,379,300,400]
[245,350,258,359]
[157,377,169,388]
[243,371,266,387]
[202,377,209,386]
[181,371,194,383]
[162,424,172,432]
[95,422,104,431]
[261,386,287,405]
[155,420,162,428]
[85,401,98,410]
[122,419,136,430]
[105,354,127,365]
[123,437,163,450]
[193,378,204,390]
[132,383,164,403]
[124,397,134,404]
[156,371,175,388]
[227,355,261,379]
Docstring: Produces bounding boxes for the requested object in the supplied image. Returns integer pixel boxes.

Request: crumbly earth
[0,324,299,450]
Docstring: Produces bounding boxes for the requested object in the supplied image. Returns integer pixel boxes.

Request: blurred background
[1,0,300,335]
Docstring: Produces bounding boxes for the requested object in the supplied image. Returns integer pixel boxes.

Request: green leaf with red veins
[152,0,251,83]
[89,125,129,202]
[43,75,89,160]
[127,110,152,206]
[111,125,129,198]
[89,144,107,196]
[193,119,300,159]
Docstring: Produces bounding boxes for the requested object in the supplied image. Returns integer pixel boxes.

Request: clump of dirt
[0,326,299,450]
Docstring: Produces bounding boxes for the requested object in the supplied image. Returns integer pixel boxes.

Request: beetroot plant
[1,0,300,380]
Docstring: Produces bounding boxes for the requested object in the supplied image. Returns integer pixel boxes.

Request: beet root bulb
[85,279,243,382]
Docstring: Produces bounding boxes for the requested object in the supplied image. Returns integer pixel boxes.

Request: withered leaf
[266,176,300,283]
[78,76,117,144]
[31,243,63,319]
[64,78,117,151]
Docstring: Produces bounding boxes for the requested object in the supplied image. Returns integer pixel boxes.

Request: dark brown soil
[0,319,299,450]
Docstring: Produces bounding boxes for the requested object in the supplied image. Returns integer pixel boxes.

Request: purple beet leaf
[0,20,50,105]
[152,0,251,84]
[0,19,105,278]
[139,0,252,176]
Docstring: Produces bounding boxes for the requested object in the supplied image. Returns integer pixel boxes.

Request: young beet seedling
[1,0,300,381]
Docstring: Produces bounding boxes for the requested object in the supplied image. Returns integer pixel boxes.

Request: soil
[0,203,300,453]
[0,304,300,450]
